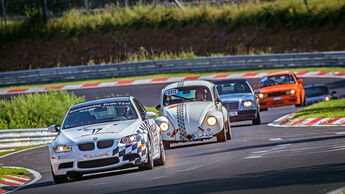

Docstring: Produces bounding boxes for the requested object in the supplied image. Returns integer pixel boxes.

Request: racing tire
[260,108,268,112]
[252,111,261,125]
[51,168,68,184]
[163,140,170,150]
[225,121,232,140]
[154,139,166,166]
[216,128,227,143]
[295,94,304,107]
[138,140,154,170]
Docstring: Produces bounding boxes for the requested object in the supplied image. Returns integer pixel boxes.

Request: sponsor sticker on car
[165,89,179,96]
[83,151,111,160]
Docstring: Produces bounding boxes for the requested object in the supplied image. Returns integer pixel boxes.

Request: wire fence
[0,0,322,24]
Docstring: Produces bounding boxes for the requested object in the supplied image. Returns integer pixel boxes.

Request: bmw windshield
[63,101,138,129]
[260,74,295,88]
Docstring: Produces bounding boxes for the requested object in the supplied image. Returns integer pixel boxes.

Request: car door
[133,98,160,156]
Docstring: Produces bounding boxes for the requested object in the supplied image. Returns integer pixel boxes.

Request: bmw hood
[162,102,215,135]
[55,119,141,145]
[260,84,297,93]
[219,93,254,102]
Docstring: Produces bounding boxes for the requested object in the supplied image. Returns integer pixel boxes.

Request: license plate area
[273,97,282,101]
[230,111,238,116]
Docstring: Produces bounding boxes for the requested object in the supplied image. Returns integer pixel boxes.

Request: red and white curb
[0,166,41,194]
[268,114,345,127]
[0,71,344,96]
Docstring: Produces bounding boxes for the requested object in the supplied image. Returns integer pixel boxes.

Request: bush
[0,91,85,129]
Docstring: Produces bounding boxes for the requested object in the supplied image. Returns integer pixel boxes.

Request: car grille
[58,162,73,169]
[267,91,286,97]
[78,143,95,151]
[97,140,114,149]
[78,157,119,168]
[224,102,239,111]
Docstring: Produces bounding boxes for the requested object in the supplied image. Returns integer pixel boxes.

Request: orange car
[254,71,305,111]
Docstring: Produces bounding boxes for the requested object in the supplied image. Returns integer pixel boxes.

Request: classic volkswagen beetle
[48,97,165,183]
[155,80,232,149]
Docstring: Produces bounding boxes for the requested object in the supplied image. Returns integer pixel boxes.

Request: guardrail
[1,51,345,87]
[0,129,56,152]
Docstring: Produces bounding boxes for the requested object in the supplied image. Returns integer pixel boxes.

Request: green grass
[0,91,84,129]
[293,99,345,118]
[1,0,344,41]
[0,167,30,181]
[1,67,344,91]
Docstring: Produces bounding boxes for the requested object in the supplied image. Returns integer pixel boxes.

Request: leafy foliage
[0,91,85,129]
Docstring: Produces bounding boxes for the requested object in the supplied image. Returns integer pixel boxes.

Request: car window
[305,86,328,97]
[163,86,212,106]
[215,82,252,95]
[63,101,138,129]
[260,74,296,88]
[133,99,146,118]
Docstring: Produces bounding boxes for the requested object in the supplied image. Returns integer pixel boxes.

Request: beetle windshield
[63,101,138,129]
[260,74,295,88]
[163,86,212,106]
[305,86,328,97]
[215,82,251,95]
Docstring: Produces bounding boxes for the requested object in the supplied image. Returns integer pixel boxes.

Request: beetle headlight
[159,122,169,132]
[243,101,253,108]
[121,134,139,144]
[206,116,217,127]
[53,145,73,153]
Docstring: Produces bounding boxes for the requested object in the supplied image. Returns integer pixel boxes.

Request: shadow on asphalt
[112,162,345,194]
[22,168,141,190]
[187,135,345,158]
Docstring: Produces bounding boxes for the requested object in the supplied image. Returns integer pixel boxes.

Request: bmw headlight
[53,145,73,153]
[287,89,296,95]
[258,93,264,98]
[243,101,253,108]
[206,116,217,127]
[121,134,139,144]
[159,122,169,132]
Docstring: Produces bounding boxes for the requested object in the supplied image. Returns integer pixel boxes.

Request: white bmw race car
[155,80,232,149]
[48,96,165,183]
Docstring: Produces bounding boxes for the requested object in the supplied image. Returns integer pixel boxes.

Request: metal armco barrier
[1,51,345,87]
[0,128,57,151]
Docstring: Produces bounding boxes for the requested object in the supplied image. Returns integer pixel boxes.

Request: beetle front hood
[163,102,215,135]
[56,120,141,145]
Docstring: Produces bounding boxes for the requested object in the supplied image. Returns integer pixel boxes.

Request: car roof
[304,84,327,89]
[71,96,132,109]
[163,80,214,90]
[213,79,249,84]
[265,71,292,77]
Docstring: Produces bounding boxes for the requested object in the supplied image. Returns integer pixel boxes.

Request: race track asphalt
[1,77,345,194]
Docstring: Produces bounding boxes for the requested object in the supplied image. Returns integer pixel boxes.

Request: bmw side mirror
[254,85,259,90]
[298,79,303,84]
[145,112,156,119]
[155,104,161,110]
[48,124,60,132]
[331,91,336,96]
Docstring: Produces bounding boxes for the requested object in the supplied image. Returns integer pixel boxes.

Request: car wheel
[51,167,68,184]
[154,139,166,166]
[216,127,226,142]
[139,139,154,170]
[295,94,303,107]
[225,121,232,140]
[163,140,170,150]
[252,111,261,125]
